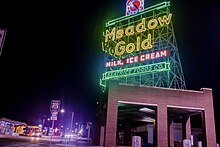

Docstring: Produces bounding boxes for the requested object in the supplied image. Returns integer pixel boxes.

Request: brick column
[105,98,118,147]
[157,104,168,147]
[185,116,191,140]
[201,111,207,147]
[100,126,105,146]
[202,88,216,147]
[182,116,191,140]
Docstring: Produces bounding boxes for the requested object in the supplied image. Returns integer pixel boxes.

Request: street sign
[50,100,61,112]
[50,111,58,120]
[0,28,6,56]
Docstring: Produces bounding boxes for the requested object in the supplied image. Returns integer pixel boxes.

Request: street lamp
[70,112,74,132]
[60,109,65,113]
[60,109,74,133]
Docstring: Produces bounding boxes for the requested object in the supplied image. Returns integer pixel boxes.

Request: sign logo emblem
[126,0,144,15]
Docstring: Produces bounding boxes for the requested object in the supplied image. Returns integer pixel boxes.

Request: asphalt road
[0,135,99,147]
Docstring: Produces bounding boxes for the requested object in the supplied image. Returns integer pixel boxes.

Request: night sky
[0,0,220,141]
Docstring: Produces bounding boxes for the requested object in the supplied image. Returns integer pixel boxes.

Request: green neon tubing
[99,79,106,87]
[102,62,170,80]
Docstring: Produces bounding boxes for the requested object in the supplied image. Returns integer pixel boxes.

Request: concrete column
[147,124,154,144]
[153,120,157,147]
[157,104,168,147]
[169,121,174,147]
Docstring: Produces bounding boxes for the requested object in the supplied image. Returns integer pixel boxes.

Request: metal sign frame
[50,100,61,112]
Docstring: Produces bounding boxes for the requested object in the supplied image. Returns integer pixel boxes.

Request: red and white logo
[126,0,144,15]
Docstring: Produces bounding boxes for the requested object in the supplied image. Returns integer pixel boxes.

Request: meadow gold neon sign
[102,13,172,57]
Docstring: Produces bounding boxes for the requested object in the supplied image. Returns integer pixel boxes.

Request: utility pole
[68,112,74,142]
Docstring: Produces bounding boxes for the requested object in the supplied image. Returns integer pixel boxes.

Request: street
[0,135,99,147]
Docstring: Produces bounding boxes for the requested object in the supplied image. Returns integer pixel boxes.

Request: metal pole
[88,127,90,140]
[50,119,54,146]
[69,112,74,142]
[42,118,45,128]
[70,112,74,132]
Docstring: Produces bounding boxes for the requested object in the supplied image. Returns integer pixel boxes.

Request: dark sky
[0,0,220,139]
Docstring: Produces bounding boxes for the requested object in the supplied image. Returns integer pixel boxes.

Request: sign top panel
[50,100,61,112]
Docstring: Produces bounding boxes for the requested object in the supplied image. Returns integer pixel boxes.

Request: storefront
[0,117,27,135]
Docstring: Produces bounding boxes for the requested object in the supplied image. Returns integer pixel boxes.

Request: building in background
[0,117,27,135]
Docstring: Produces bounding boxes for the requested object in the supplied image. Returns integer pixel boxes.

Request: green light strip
[99,80,106,87]
[102,62,170,81]
[106,1,170,27]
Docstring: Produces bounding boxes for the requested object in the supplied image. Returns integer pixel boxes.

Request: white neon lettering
[155,52,160,58]
[151,53,156,59]
[134,56,138,63]
[140,55,145,61]
[160,50,168,57]
[146,54,150,60]
[129,57,134,63]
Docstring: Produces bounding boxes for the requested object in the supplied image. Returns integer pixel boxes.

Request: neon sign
[102,13,172,58]
[100,1,174,89]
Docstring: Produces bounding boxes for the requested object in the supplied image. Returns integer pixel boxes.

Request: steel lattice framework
[100,1,186,91]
